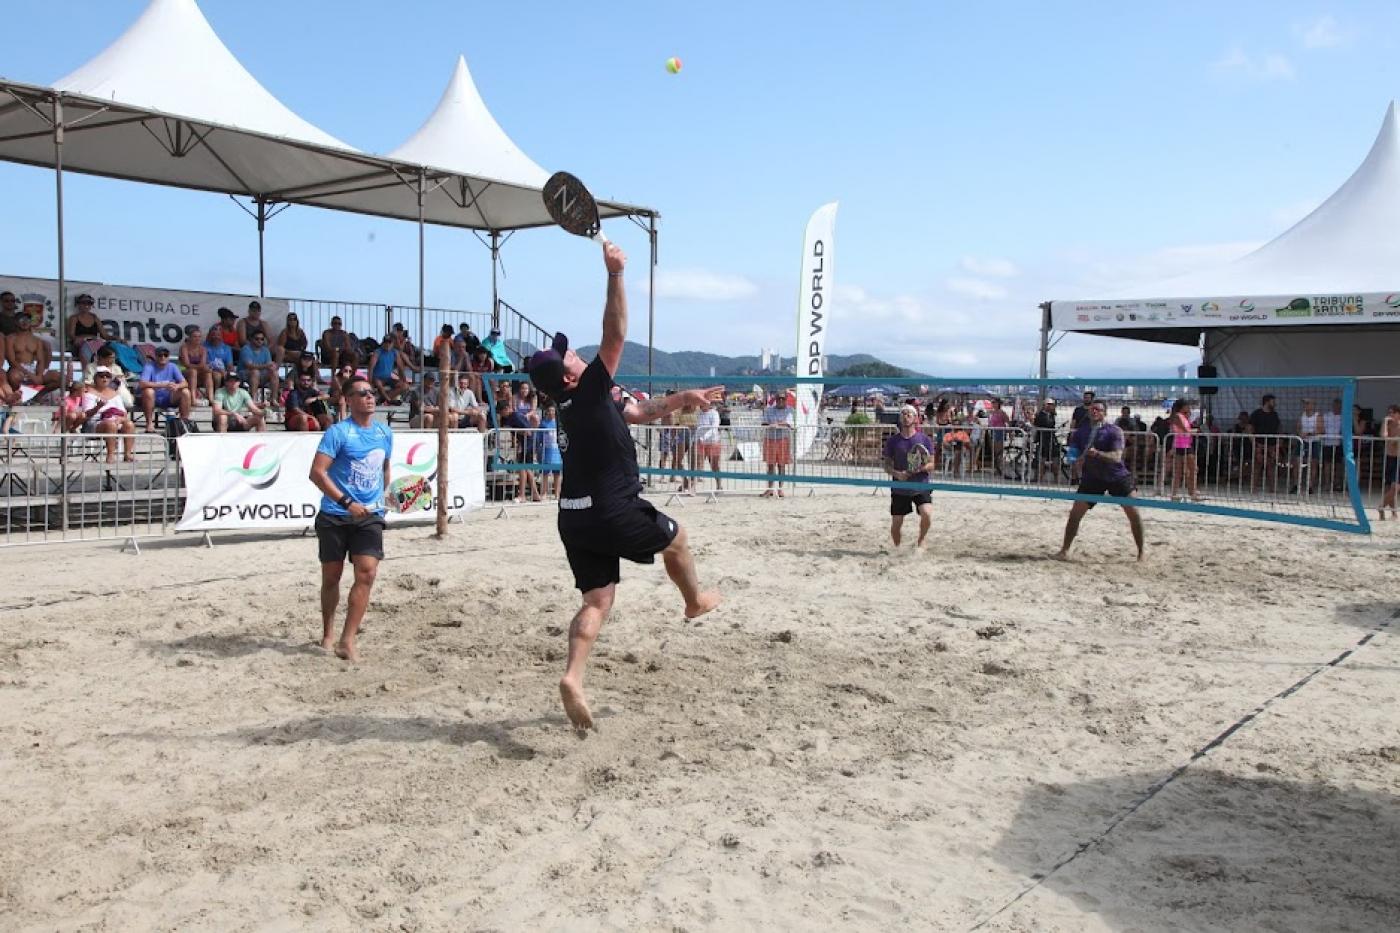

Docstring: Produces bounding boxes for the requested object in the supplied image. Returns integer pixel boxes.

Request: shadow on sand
[147,632,325,659]
[224,713,570,760]
[984,768,1400,930]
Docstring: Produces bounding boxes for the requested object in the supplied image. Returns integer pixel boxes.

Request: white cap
[900,404,918,419]
[93,366,113,374]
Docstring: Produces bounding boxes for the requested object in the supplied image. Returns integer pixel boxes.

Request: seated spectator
[431,325,456,369]
[390,322,422,368]
[238,331,281,406]
[290,351,322,386]
[138,346,192,430]
[180,326,213,406]
[6,312,51,388]
[0,290,20,337]
[59,378,89,432]
[213,307,241,352]
[85,368,137,462]
[369,335,408,404]
[447,371,487,430]
[458,322,481,353]
[284,371,332,432]
[213,372,266,433]
[481,328,514,372]
[274,311,309,368]
[318,315,358,369]
[67,293,109,364]
[85,347,136,408]
[205,328,235,378]
[328,361,359,420]
[409,373,441,428]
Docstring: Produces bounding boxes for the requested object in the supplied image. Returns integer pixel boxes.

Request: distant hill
[571,340,918,379]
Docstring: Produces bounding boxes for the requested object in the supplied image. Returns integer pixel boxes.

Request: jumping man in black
[528,242,722,730]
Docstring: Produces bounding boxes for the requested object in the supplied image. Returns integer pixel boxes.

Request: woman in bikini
[67,294,107,364]
[179,326,213,405]
[276,312,309,369]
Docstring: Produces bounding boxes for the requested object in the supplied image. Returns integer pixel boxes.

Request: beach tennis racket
[543,171,608,243]
[904,443,929,479]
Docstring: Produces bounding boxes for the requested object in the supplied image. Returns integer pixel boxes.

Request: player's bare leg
[319,560,343,650]
[560,584,615,730]
[1123,503,1145,561]
[889,515,903,547]
[916,503,932,548]
[1054,501,1091,560]
[663,525,720,619]
[335,554,379,662]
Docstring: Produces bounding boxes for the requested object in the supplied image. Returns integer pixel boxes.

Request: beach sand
[1,492,1397,931]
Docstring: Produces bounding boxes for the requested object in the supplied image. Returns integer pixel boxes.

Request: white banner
[175,430,485,531]
[0,274,288,354]
[794,202,838,457]
[1051,292,1400,332]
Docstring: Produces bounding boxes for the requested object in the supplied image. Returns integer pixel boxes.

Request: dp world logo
[394,442,438,482]
[226,443,282,490]
[1385,294,1400,309]
[1236,299,1255,312]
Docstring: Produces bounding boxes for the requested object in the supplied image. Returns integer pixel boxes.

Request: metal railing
[0,432,176,547]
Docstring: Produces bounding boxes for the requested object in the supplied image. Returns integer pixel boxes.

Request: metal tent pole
[54,94,69,533]
[256,197,267,298]
[648,214,657,397]
[490,230,501,331]
[417,169,446,539]
[1037,301,1051,402]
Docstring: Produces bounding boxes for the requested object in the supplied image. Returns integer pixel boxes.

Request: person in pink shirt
[985,396,1009,474]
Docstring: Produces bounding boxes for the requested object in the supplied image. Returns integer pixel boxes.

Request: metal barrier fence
[0,432,176,548]
[286,297,552,371]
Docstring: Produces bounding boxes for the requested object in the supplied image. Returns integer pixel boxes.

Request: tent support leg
[490,230,501,331]
[256,197,267,298]
[1036,301,1051,403]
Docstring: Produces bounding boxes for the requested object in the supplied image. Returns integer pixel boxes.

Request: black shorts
[1076,474,1135,508]
[1384,455,1400,486]
[890,492,932,516]
[315,511,386,562]
[557,499,679,592]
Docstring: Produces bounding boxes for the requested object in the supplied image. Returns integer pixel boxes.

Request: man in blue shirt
[308,376,394,662]
[481,328,515,372]
[238,331,281,408]
[138,346,192,429]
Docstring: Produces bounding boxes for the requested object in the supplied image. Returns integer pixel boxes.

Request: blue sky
[3,1,1398,376]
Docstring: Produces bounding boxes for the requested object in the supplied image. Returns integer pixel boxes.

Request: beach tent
[0,0,655,364]
[1042,101,1400,413]
[823,383,904,398]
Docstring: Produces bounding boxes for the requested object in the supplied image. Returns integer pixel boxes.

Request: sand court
[1,493,1397,931]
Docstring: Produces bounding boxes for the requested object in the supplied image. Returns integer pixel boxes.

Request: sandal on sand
[760,490,774,498]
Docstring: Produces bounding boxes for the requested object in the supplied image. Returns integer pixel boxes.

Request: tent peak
[54,0,351,150]
[385,52,549,190]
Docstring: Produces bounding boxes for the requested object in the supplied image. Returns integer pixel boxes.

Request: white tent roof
[1051,102,1400,333]
[388,56,549,190]
[0,0,652,231]
[53,0,350,150]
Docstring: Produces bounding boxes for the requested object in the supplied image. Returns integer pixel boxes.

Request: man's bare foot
[335,640,359,663]
[1052,550,1071,561]
[684,590,722,620]
[559,678,593,730]
[319,636,335,652]
[1136,549,1146,563]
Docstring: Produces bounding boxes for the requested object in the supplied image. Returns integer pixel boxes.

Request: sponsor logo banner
[794,202,838,459]
[175,431,485,531]
[0,274,288,355]
[1052,292,1397,330]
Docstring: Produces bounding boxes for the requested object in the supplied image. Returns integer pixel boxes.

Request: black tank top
[74,314,102,338]
[557,356,641,510]
[283,329,307,353]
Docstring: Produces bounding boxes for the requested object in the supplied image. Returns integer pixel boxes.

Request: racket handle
[592,230,610,245]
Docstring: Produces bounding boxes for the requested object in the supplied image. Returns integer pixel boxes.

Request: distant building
[760,347,780,371]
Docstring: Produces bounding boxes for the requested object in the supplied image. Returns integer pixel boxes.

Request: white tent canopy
[0,0,651,230]
[1049,101,1400,338]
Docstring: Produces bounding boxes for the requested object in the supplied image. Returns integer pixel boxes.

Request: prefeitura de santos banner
[0,274,288,352]
[1051,292,1400,331]
[175,432,485,532]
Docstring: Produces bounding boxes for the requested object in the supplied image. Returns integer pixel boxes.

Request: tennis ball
[665,56,682,75]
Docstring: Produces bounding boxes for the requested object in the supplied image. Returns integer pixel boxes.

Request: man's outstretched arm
[624,387,725,425]
[598,243,628,376]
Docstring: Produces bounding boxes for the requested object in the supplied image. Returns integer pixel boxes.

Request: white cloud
[833,284,927,323]
[945,277,1010,301]
[1297,15,1344,49]
[1073,241,1261,295]
[958,256,1019,278]
[652,268,759,302]
[1214,45,1295,81]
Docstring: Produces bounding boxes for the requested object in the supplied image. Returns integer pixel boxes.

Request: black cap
[75,293,94,305]
[218,307,235,319]
[526,333,570,396]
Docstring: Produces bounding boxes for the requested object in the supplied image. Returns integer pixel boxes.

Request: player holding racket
[883,404,935,547]
[526,240,723,731]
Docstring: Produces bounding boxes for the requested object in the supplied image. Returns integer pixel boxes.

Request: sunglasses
[349,388,374,398]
